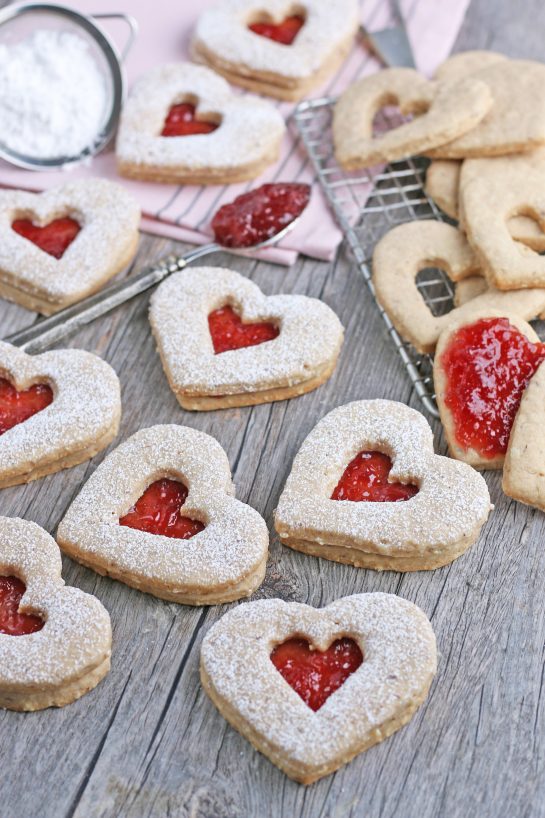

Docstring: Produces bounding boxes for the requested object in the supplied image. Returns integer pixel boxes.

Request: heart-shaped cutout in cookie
[192,0,359,101]
[275,399,491,571]
[12,217,81,259]
[161,102,220,137]
[271,636,363,711]
[333,68,492,170]
[0,517,111,711]
[331,451,419,502]
[116,62,285,184]
[372,221,545,354]
[0,341,120,489]
[0,377,53,436]
[0,179,140,314]
[248,13,304,44]
[200,593,437,783]
[57,425,269,605]
[150,266,344,411]
[119,477,205,539]
[0,576,43,636]
[209,305,279,354]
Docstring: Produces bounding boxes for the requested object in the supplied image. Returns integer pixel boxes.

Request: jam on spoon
[12,217,81,259]
[211,183,311,249]
[271,636,363,711]
[119,478,205,539]
[248,15,304,45]
[440,317,545,459]
[331,451,419,502]
[0,378,53,436]
[0,576,43,636]
[161,103,219,137]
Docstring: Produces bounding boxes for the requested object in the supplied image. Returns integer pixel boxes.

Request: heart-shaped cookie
[0,341,121,488]
[434,308,545,470]
[191,0,359,101]
[274,399,491,571]
[0,179,140,315]
[149,266,344,410]
[57,425,269,605]
[0,517,111,711]
[116,62,285,184]
[372,221,545,353]
[200,592,437,783]
[333,68,492,170]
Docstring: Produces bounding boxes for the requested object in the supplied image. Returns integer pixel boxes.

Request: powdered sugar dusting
[57,425,268,594]
[149,267,344,396]
[0,517,111,687]
[275,400,491,557]
[200,593,437,772]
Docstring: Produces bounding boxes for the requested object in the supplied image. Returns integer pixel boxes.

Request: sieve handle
[92,12,138,61]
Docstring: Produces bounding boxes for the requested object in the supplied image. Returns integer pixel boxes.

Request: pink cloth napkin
[0,0,470,264]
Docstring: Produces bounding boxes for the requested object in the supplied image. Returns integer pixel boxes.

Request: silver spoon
[4,189,310,355]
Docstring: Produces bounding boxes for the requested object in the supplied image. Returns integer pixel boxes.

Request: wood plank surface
[1,1,544,816]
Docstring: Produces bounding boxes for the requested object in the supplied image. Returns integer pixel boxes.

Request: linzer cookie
[0,517,111,711]
[434,309,545,470]
[333,68,492,170]
[116,62,285,184]
[200,593,437,783]
[0,341,120,488]
[433,50,507,83]
[149,267,344,410]
[57,425,269,605]
[372,221,545,353]
[0,179,140,314]
[191,0,359,101]
[274,400,491,571]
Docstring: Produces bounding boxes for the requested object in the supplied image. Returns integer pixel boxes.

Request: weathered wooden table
[2,1,544,816]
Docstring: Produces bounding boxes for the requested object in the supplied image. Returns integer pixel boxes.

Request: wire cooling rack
[293,96,456,418]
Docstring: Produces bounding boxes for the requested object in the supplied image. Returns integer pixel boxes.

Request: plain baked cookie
[191,0,359,101]
[200,593,437,783]
[0,517,111,711]
[0,179,139,314]
[57,425,269,605]
[274,399,491,571]
[333,68,492,169]
[149,266,344,410]
[116,62,285,184]
[0,341,120,488]
[372,220,545,353]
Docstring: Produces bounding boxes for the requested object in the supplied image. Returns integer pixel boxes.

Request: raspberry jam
[0,378,53,436]
[248,14,304,45]
[208,305,279,354]
[211,183,311,249]
[161,103,219,137]
[440,317,545,458]
[0,577,43,636]
[119,478,205,539]
[12,217,81,259]
[270,637,363,711]
[331,451,419,502]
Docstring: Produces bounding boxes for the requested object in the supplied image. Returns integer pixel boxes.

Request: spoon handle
[4,242,219,354]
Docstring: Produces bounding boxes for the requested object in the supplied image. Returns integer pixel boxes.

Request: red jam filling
[161,103,219,137]
[0,576,43,636]
[271,637,363,711]
[211,183,311,249]
[440,317,545,458]
[331,451,419,502]
[208,305,279,354]
[0,378,53,436]
[12,217,81,259]
[119,478,205,539]
[248,14,304,45]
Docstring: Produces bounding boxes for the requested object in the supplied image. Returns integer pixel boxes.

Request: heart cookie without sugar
[333,67,492,170]
[191,0,360,101]
[0,341,121,488]
[274,399,491,571]
[200,592,437,783]
[149,266,344,410]
[57,425,269,605]
[0,517,111,711]
[116,62,285,184]
[0,179,140,314]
